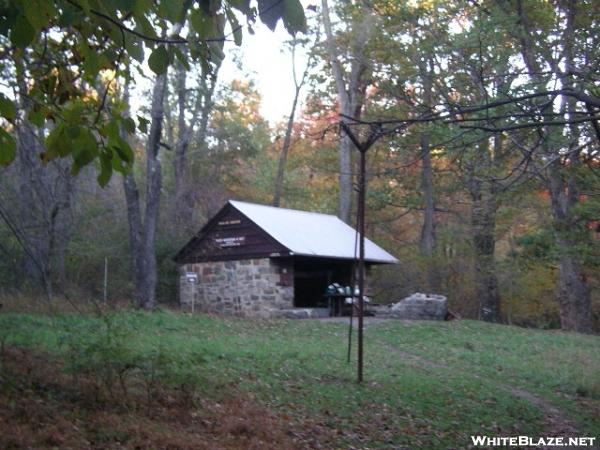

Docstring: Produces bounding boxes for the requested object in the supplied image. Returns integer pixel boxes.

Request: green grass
[1,310,598,448]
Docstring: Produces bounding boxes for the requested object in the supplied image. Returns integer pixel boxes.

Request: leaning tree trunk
[273,86,300,207]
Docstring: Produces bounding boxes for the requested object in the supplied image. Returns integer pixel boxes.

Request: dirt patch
[0,347,330,449]
[506,386,584,445]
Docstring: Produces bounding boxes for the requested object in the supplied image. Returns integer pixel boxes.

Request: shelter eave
[282,252,399,265]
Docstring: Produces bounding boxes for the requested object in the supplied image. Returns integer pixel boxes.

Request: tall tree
[321,0,374,222]
[493,0,596,332]
[0,50,76,300]
[121,24,179,310]
[273,28,319,207]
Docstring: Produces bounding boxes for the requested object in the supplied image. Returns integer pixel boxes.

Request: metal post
[357,148,366,383]
[340,121,379,384]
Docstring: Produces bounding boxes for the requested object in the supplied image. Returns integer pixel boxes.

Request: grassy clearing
[1,310,598,449]
[373,320,600,436]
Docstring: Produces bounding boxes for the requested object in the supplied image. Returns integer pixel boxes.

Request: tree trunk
[273,86,300,207]
[321,0,372,223]
[137,71,168,310]
[120,80,144,300]
[12,58,74,300]
[195,71,219,147]
[417,60,438,290]
[419,132,441,290]
[16,117,48,285]
[419,134,435,257]
[470,178,500,322]
[508,0,593,331]
[121,64,169,310]
[174,62,189,201]
[550,1,593,333]
[469,138,501,323]
[548,162,593,332]
[123,172,143,297]
[173,66,219,230]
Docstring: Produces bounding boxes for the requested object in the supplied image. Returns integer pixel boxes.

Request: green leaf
[132,0,152,15]
[58,4,77,27]
[28,109,45,127]
[97,151,113,187]
[82,51,101,80]
[226,8,242,46]
[101,120,120,141]
[134,13,157,40]
[78,0,91,15]
[282,0,306,34]
[114,0,136,12]
[157,0,181,22]
[110,135,134,166]
[45,123,71,159]
[10,15,35,48]
[0,94,16,122]
[190,8,214,38]
[174,47,191,70]
[0,128,16,166]
[23,0,57,30]
[40,74,58,97]
[122,117,136,134]
[66,124,82,139]
[63,100,87,124]
[137,115,149,133]
[148,45,169,75]
[258,0,283,31]
[125,37,144,62]
[71,127,98,173]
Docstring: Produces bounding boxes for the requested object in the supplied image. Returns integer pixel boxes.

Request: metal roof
[229,200,399,264]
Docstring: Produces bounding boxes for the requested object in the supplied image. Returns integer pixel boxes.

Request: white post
[103,257,108,303]
[191,284,195,314]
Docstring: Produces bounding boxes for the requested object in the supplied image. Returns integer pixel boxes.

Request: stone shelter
[174,200,398,317]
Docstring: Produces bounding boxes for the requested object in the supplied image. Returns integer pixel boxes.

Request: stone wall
[179,258,294,317]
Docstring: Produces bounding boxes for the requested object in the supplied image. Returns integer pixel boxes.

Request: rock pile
[389,293,448,320]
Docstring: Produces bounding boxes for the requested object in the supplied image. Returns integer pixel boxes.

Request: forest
[1,0,599,335]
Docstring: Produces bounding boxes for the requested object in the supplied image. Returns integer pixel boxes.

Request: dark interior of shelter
[292,257,353,309]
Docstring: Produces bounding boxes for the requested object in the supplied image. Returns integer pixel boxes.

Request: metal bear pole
[340,121,382,383]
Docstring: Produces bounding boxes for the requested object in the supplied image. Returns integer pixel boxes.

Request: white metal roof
[229,200,399,264]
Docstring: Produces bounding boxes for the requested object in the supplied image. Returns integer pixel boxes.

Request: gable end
[174,203,290,263]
